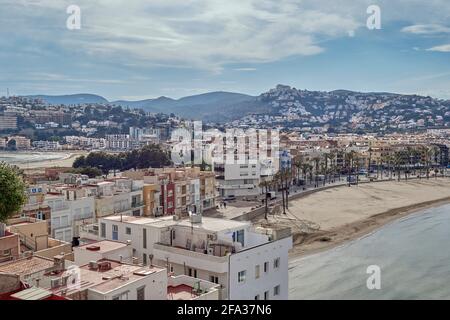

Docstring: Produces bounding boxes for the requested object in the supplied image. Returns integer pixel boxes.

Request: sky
[0,0,449,101]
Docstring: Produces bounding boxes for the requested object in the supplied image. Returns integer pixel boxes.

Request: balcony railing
[154,243,230,264]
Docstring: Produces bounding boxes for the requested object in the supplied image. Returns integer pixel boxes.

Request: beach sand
[20,151,88,172]
[255,178,450,258]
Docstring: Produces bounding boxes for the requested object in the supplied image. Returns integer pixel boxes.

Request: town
[0,92,449,300]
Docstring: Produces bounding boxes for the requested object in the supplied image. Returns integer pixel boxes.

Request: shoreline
[288,196,450,259]
[14,151,88,171]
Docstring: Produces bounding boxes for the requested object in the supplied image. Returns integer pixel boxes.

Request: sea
[289,204,450,299]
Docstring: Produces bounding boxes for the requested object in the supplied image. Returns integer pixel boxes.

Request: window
[236,230,244,246]
[209,275,219,284]
[112,225,118,241]
[125,227,131,235]
[143,228,147,249]
[264,291,269,300]
[143,253,147,265]
[112,292,129,300]
[255,294,260,300]
[274,258,280,269]
[238,270,246,283]
[188,268,197,278]
[137,286,145,300]
[274,285,280,296]
[264,262,269,273]
[255,265,260,279]
[100,223,106,238]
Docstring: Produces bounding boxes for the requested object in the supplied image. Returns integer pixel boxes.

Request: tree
[345,151,355,187]
[0,163,27,229]
[259,180,271,219]
[73,155,86,168]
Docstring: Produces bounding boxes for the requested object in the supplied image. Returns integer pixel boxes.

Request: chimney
[53,253,66,271]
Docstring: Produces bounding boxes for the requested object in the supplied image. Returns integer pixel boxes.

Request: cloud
[234,68,257,72]
[1,0,361,72]
[426,44,450,52]
[402,24,450,34]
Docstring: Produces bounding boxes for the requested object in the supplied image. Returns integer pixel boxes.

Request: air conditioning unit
[89,261,98,270]
[207,234,217,241]
[50,278,61,289]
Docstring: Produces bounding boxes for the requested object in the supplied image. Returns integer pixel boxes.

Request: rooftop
[76,240,129,254]
[0,256,55,277]
[81,260,165,294]
[102,215,250,233]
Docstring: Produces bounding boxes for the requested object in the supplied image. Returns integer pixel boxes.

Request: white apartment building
[86,178,145,220]
[73,240,133,266]
[45,190,95,243]
[216,163,261,198]
[0,115,17,130]
[97,214,292,300]
[32,140,62,150]
[105,134,132,150]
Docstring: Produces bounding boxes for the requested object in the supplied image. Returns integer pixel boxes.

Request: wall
[0,232,20,262]
[168,275,220,300]
[8,219,48,251]
[88,269,167,300]
[73,245,132,266]
[228,236,292,300]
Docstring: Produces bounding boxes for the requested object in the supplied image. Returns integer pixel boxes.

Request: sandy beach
[256,178,450,258]
[18,151,88,172]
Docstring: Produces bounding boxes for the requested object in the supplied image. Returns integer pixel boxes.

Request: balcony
[153,243,229,273]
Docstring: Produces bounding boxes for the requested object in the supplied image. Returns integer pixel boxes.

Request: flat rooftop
[102,215,250,233]
[0,256,54,276]
[82,260,165,294]
[49,259,164,296]
[76,240,129,253]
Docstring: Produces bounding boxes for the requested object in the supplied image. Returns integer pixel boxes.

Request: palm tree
[293,157,304,186]
[273,172,285,215]
[312,156,321,188]
[367,145,373,179]
[393,151,406,181]
[328,151,336,183]
[345,151,355,187]
[323,153,331,185]
[420,146,433,180]
[259,179,271,219]
[301,163,310,185]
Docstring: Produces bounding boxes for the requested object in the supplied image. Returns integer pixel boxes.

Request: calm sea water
[289,204,450,299]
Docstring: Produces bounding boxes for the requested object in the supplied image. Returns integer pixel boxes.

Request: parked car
[223,195,236,201]
[266,191,277,200]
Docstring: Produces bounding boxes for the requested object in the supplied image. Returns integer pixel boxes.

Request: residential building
[97,214,292,300]
[73,240,133,266]
[0,115,17,130]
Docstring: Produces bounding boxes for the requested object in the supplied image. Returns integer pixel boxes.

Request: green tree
[0,163,27,225]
